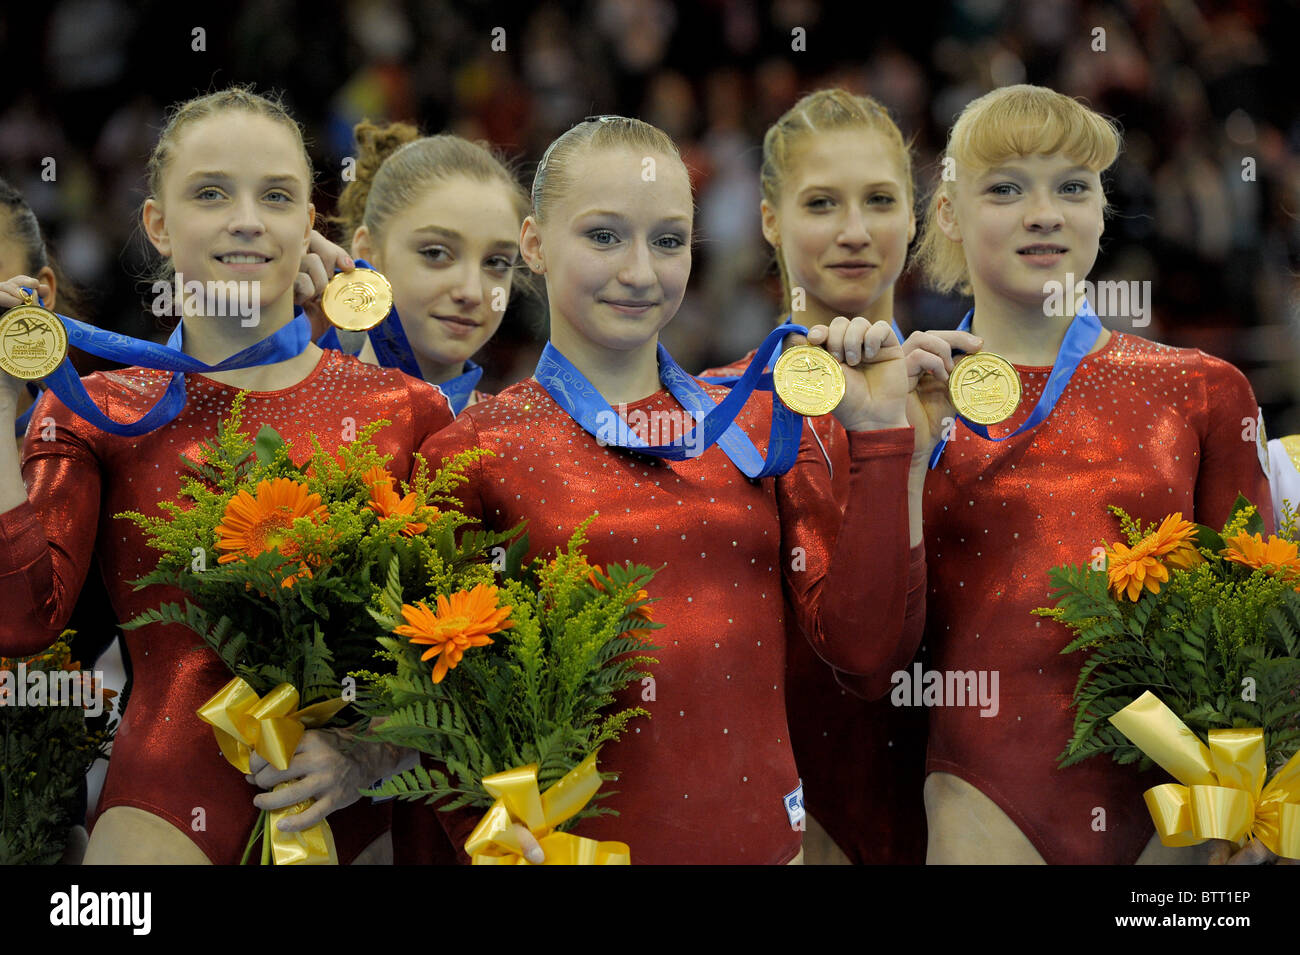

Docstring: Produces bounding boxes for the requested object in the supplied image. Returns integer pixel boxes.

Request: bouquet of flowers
[1036,495,1300,857]
[357,516,660,864]
[0,635,117,864]
[118,393,520,863]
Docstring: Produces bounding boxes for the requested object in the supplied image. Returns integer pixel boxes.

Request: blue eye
[656,234,687,250]
[264,189,293,203]
[588,229,618,245]
[195,187,225,201]
[1061,181,1089,195]
[988,183,1019,196]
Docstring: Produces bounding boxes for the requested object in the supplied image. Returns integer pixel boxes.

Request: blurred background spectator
[2,0,1297,428]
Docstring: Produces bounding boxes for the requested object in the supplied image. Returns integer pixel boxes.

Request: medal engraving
[321,268,394,331]
[949,352,1022,425]
[0,302,69,381]
[773,345,845,417]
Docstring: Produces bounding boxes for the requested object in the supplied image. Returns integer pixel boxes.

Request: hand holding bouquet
[1037,496,1300,862]
[119,393,521,862]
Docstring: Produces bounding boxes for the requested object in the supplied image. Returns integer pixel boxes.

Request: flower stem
[240,809,267,865]
[261,813,272,865]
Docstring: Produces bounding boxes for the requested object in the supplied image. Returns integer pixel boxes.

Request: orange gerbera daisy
[1222,532,1300,581]
[1146,513,1204,570]
[362,465,394,490]
[367,481,432,536]
[215,478,328,585]
[1105,537,1170,602]
[395,584,514,683]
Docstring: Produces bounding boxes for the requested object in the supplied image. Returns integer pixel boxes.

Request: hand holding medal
[790,317,910,432]
[0,275,62,397]
[898,329,985,458]
[926,301,1103,468]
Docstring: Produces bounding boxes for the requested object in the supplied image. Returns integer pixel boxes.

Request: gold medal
[772,345,846,417]
[321,267,393,331]
[0,294,69,381]
[948,352,1022,425]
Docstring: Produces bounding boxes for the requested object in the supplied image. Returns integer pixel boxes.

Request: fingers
[272,793,334,831]
[912,329,983,355]
[906,349,952,384]
[1206,838,1234,865]
[307,229,354,274]
[293,272,316,306]
[513,823,546,864]
[301,252,330,296]
[254,777,319,814]
[804,317,900,366]
[0,276,52,309]
[1226,838,1275,865]
[823,315,851,362]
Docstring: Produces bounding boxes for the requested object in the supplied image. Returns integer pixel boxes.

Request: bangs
[951,86,1120,173]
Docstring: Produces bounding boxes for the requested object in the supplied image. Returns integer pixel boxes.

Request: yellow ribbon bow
[197,676,350,865]
[464,752,631,865]
[1109,691,1300,859]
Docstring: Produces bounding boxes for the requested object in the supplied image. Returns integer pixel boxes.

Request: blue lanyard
[24,289,312,437]
[698,316,904,388]
[535,324,805,478]
[318,323,484,416]
[433,361,484,416]
[929,299,1103,468]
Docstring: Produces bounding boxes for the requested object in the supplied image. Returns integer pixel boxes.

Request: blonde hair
[530,115,685,223]
[141,86,313,284]
[760,89,916,312]
[915,84,1122,296]
[146,86,313,202]
[333,120,530,249]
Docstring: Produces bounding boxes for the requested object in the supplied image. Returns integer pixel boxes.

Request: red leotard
[0,348,454,863]
[703,349,928,864]
[919,332,1271,864]
[418,375,921,864]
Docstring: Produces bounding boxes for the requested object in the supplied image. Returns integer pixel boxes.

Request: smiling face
[939,152,1104,316]
[763,128,915,325]
[356,176,520,377]
[522,145,692,357]
[143,110,314,317]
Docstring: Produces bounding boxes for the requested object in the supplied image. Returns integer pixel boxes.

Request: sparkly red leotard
[703,348,928,864]
[920,332,1271,864]
[0,348,454,863]
[418,375,920,864]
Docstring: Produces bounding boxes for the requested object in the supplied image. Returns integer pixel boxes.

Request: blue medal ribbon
[433,361,484,416]
[535,324,805,478]
[928,298,1103,469]
[319,324,484,415]
[699,316,904,388]
[21,288,312,437]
